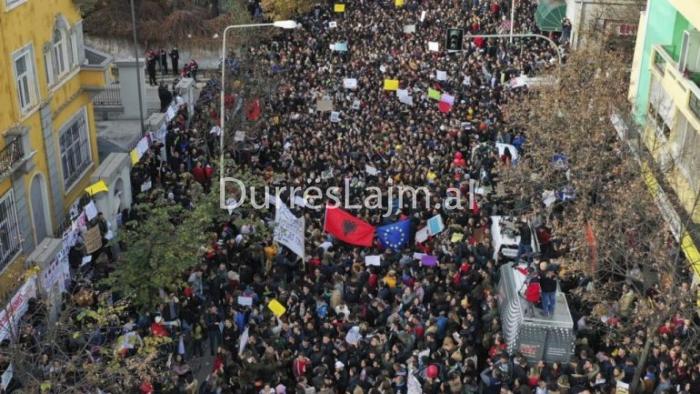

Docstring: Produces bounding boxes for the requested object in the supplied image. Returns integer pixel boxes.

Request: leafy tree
[102,198,208,308]
[103,167,271,309]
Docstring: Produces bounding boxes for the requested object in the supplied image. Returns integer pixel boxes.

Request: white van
[490,216,540,262]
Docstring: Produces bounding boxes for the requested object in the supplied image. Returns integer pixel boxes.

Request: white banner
[40,248,70,294]
[0,277,37,343]
[274,199,305,259]
[239,327,250,355]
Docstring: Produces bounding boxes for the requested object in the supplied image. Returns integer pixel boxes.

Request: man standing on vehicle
[540,268,558,317]
[516,215,532,262]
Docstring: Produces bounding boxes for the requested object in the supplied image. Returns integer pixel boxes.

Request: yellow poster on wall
[85,180,109,196]
[130,150,140,165]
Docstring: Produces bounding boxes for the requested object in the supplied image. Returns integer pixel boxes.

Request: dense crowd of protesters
[2,1,699,393]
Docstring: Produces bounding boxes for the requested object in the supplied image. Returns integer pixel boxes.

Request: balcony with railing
[0,137,24,177]
[0,126,35,182]
[651,45,700,124]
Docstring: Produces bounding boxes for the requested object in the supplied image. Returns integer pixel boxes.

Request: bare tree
[1,295,171,392]
[498,40,699,392]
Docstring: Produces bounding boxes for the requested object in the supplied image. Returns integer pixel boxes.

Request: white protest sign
[365,165,379,176]
[166,106,176,121]
[415,226,429,243]
[435,70,447,81]
[330,111,341,123]
[352,99,361,110]
[293,195,308,208]
[135,137,149,158]
[343,78,358,89]
[397,89,414,106]
[329,21,337,28]
[273,198,305,259]
[81,255,92,266]
[234,130,246,142]
[440,93,455,105]
[140,180,152,193]
[403,24,416,34]
[1,364,12,390]
[239,327,250,355]
[84,201,98,221]
[365,255,381,266]
[0,277,37,343]
[428,42,439,52]
[420,11,426,22]
[237,296,253,306]
[427,214,445,235]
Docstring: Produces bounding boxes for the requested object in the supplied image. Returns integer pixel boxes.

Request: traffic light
[446,28,464,51]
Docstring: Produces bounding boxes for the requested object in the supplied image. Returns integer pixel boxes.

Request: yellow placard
[85,180,109,196]
[451,232,464,243]
[267,299,286,317]
[334,3,345,12]
[395,0,405,7]
[130,150,140,165]
[384,79,399,91]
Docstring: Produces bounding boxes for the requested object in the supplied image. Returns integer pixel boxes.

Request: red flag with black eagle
[323,205,376,247]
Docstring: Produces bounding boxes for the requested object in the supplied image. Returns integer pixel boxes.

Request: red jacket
[139,381,154,394]
[293,357,311,378]
[192,166,207,184]
[524,280,542,303]
[150,322,170,337]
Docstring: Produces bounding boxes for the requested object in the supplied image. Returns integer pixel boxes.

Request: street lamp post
[509,0,516,44]
[219,21,298,202]
[129,0,145,136]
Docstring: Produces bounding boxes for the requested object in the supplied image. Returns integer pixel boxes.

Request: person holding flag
[376,219,412,250]
[323,205,376,247]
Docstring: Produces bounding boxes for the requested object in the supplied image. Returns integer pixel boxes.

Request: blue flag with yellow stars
[376,219,411,250]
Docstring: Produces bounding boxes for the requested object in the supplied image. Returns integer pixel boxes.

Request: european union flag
[377,219,411,250]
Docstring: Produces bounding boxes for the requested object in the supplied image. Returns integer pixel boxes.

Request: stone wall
[85,37,221,70]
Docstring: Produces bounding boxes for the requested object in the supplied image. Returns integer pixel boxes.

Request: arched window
[44,15,75,87]
[52,28,68,77]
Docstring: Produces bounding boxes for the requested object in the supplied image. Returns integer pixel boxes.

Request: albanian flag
[323,205,375,247]
[246,98,261,121]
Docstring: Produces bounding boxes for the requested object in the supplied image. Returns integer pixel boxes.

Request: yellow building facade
[0,0,110,299]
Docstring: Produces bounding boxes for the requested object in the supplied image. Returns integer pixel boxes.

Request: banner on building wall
[84,226,103,254]
[40,248,70,295]
[0,277,37,343]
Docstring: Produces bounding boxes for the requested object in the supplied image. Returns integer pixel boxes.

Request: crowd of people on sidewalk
[2,1,699,393]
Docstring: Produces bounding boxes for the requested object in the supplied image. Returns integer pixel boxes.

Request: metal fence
[0,136,24,176]
[94,86,122,107]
